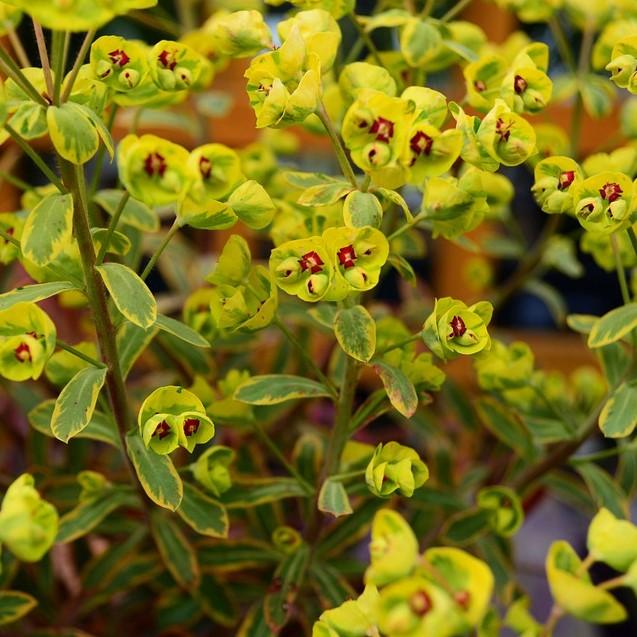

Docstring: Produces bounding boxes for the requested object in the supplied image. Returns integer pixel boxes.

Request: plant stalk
[317,100,359,189]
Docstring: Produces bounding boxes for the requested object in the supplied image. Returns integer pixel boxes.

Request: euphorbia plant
[3,0,637,635]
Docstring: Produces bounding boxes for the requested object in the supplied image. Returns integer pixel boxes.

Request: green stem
[60,30,96,103]
[274,318,338,397]
[0,47,48,106]
[59,160,147,504]
[4,123,66,192]
[349,389,388,434]
[388,211,426,241]
[570,441,637,465]
[541,605,564,637]
[599,575,627,591]
[329,468,365,482]
[348,13,390,77]
[128,9,182,36]
[317,100,358,189]
[140,219,180,281]
[0,226,20,249]
[51,30,68,105]
[32,19,54,101]
[611,235,631,305]
[250,422,314,495]
[0,169,34,192]
[57,340,106,368]
[5,22,30,68]
[627,227,637,259]
[375,333,421,356]
[96,191,130,265]
[440,0,472,22]
[548,16,576,72]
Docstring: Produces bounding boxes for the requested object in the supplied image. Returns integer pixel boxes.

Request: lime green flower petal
[587,508,637,571]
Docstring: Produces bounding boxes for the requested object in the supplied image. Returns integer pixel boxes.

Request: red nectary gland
[108,49,130,67]
[474,79,487,92]
[449,315,467,338]
[369,117,395,143]
[410,131,434,158]
[454,590,471,609]
[337,245,357,268]
[599,182,623,203]
[496,118,511,142]
[14,342,31,363]
[299,251,324,274]
[199,156,212,179]
[513,74,528,94]
[143,152,167,177]
[410,590,433,616]
[153,420,171,439]
[183,418,200,436]
[558,170,575,190]
[158,50,177,70]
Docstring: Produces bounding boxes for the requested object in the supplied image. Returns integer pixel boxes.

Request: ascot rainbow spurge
[2,0,637,634]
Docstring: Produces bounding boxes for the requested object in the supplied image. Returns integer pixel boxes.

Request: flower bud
[365,441,429,498]
[192,445,235,496]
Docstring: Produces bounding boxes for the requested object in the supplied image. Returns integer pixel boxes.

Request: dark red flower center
[158,49,177,70]
[410,131,434,157]
[199,156,212,179]
[410,590,433,616]
[474,79,487,92]
[369,117,395,143]
[108,49,130,67]
[558,170,575,190]
[14,342,31,363]
[183,418,200,436]
[513,74,528,94]
[599,182,623,203]
[299,251,324,274]
[454,590,471,609]
[143,152,167,177]
[449,315,467,338]
[496,117,512,142]
[337,245,357,268]
[153,420,171,439]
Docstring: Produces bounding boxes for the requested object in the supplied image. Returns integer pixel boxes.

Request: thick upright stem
[60,160,147,503]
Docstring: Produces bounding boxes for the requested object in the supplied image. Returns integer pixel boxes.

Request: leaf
[234,374,331,405]
[197,539,280,572]
[47,103,99,164]
[51,366,107,443]
[523,279,566,326]
[125,430,183,511]
[296,182,353,206]
[343,191,382,228]
[284,171,340,188]
[577,463,628,519]
[91,228,131,257]
[94,189,159,232]
[227,180,275,229]
[29,399,120,448]
[476,397,535,459]
[334,305,376,362]
[79,103,114,159]
[219,477,307,508]
[195,573,238,627]
[588,303,637,348]
[96,262,157,329]
[566,313,597,334]
[598,342,632,387]
[237,602,270,637]
[21,192,73,266]
[177,483,229,538]
[441,507,491,545]
[599,383,637,438]
[580,74,615,119]
[374,187,413,221]
[56,489,135,543]
[387,254,416,285]
[150,511,200,589]
[442,38,479,62]
[310,563,355,608]
[0,281,79,311]
[117,322,158,379]
[155,314,210,348]
[0,591,37,626]
[373,359,418,418]
[318,479,352,517]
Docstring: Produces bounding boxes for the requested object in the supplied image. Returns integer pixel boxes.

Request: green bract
[148,40,203,91]
[606,36,637,93]
[474,340,534,390]
[137,385,215,454]
[477,486,524,537]
[0,302,56,381]
[117,134,195,206]
[587,508,637,571]
[365,442,429,497]
[192,445,235,497]
[422,297,493,361]
[532,155,584,214]
[0,474,58,562]
[204,9,273,58]
[245,26,321,128]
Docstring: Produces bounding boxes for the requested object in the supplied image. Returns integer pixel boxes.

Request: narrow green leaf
[310,563,356,608]
[51,366,107,443]
[177,483,229,538]
[599,382,637,438]
[21,192,73,266]
[156,314,210,348]
[334,305,376,362]
[96,262,157,329]
[0,591,37,626]
[197,539,280,572]
[29,399,120,448]
[318,479,352,517]
[577,463,628,519]
[237,602,270,637]
[373,359,418,417]
[476,397,535,459]
[234,374,331,405]
[566,313,597,334]
[441,507,491,545]
[219,478,307,508]
[94,189,159,232]
[125,430,183,511]
[57,489,135,543]
[150,511,200,589]
[588,303,637,348]
[117,322,158,379]
[0,281,78,311]
[195,573,238,627]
